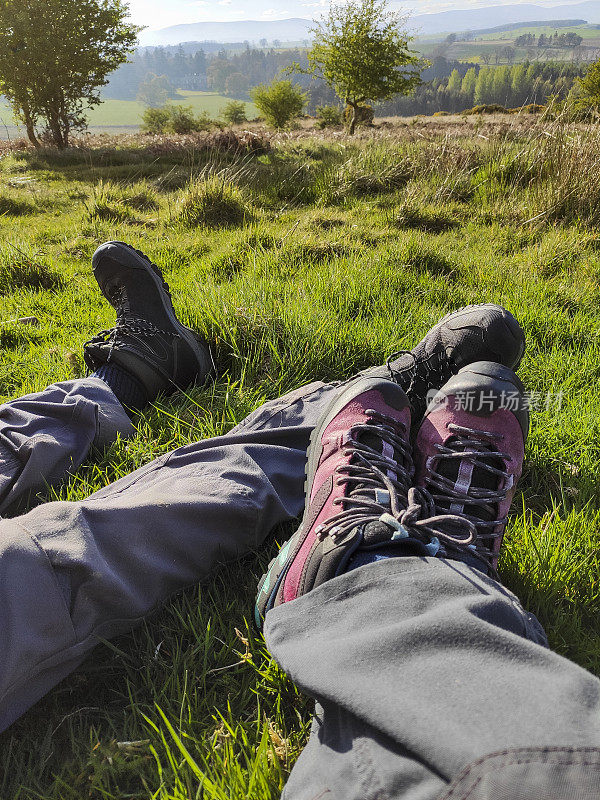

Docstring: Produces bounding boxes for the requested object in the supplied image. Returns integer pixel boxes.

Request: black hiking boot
[84,241,215,403]
[362,304,526,422]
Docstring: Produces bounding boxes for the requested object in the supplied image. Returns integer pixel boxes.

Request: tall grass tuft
[176,175,250,228]
[84,180,159,223]
[0,246,63,294]
[0,192,37,216]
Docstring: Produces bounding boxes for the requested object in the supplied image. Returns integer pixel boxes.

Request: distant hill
[412,2,600,35]
[139,18,313,47]
[138,3,600,47]
[469,19,587,36]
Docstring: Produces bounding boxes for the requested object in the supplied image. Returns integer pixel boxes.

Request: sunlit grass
[0,116,600,797]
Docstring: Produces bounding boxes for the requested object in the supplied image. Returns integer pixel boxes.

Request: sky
[126,0,584,31]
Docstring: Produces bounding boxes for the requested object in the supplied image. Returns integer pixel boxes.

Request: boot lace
[315,410,477,556]
[422,423,512,573]
[84,282,179,365]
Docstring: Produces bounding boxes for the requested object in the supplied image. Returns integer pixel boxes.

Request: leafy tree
[207,58,231,93]
[511,63,528,106]
[225,72,250,98]
[575,59,600,110]
[0,0,139,148]
[461,68,477,103]
[221,100,248,126]
[137,73,176,108]
[447,68,462,93]
[474,67,492,105]
[251,80,307,128]
[300,0,425,134]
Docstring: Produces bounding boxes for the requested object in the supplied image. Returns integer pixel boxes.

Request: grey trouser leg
[264,558,600,800]
[0,377,134,512]
[0,380,337,732]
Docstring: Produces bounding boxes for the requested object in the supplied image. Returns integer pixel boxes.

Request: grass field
[415,22,600,62]
[0,115,599,797]
[0,91,259,135]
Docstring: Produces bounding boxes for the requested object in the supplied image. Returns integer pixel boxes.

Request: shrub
[315,105,343,129]
[221,101,248,126]
[518,104,545,115]
[343,104,374,128]
[169,106,212,134]
[433,110,450,117]
[251,80,307,128]
[141,107,171,134]
[461,104,509,115]
[176,176,250,228]
[141,105,213,135]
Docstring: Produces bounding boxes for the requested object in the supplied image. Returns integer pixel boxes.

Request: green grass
[0,115,600,796]
[415,23,600,62]
[0,91,259,134]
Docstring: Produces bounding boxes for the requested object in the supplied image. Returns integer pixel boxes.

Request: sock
[345,546,400,572]
[346,542,488,574]
[93,363,148,412]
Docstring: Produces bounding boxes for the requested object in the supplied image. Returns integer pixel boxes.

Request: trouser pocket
[437,747,600,800]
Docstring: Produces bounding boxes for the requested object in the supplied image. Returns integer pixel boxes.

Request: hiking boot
[84,241,215,400]
[363,304,526,422]
[255,377,475,630]
[413,360,529,575]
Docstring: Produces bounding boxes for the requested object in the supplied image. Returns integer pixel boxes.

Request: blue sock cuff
[93,363,148,412]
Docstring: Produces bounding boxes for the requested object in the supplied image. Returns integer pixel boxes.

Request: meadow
[0,113,599,798]
[0,91,259,136]
[415,23,600,63]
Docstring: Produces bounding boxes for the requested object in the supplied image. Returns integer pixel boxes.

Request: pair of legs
[0,242,597,798]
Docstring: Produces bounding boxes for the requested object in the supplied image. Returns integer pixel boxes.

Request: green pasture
[0,91,259,135]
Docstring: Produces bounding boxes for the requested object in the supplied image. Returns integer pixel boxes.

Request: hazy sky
[126,0,579,31]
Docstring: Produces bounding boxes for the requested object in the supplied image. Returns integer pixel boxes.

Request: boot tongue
[434,438,504,523]
[107,282,129,316]
[348,422,403,499]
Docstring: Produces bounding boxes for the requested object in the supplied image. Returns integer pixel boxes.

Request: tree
[136,73,176,108]
[474,67,493,105]
[0,0,138,148]
[575,59,600,110]
[251,80,307,128]
[461,67,477,106]
[447,68,462,93]
[299,0,424,134]
[225,72,250,98]
[207,58,231,93]
[511,63,528,106]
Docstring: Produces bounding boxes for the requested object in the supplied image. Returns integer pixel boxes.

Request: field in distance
[415,22,600,62]
[0,90,259,136]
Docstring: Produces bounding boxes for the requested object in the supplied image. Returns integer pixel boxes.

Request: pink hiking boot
[414,361,529,575]
[255,377,475,629]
